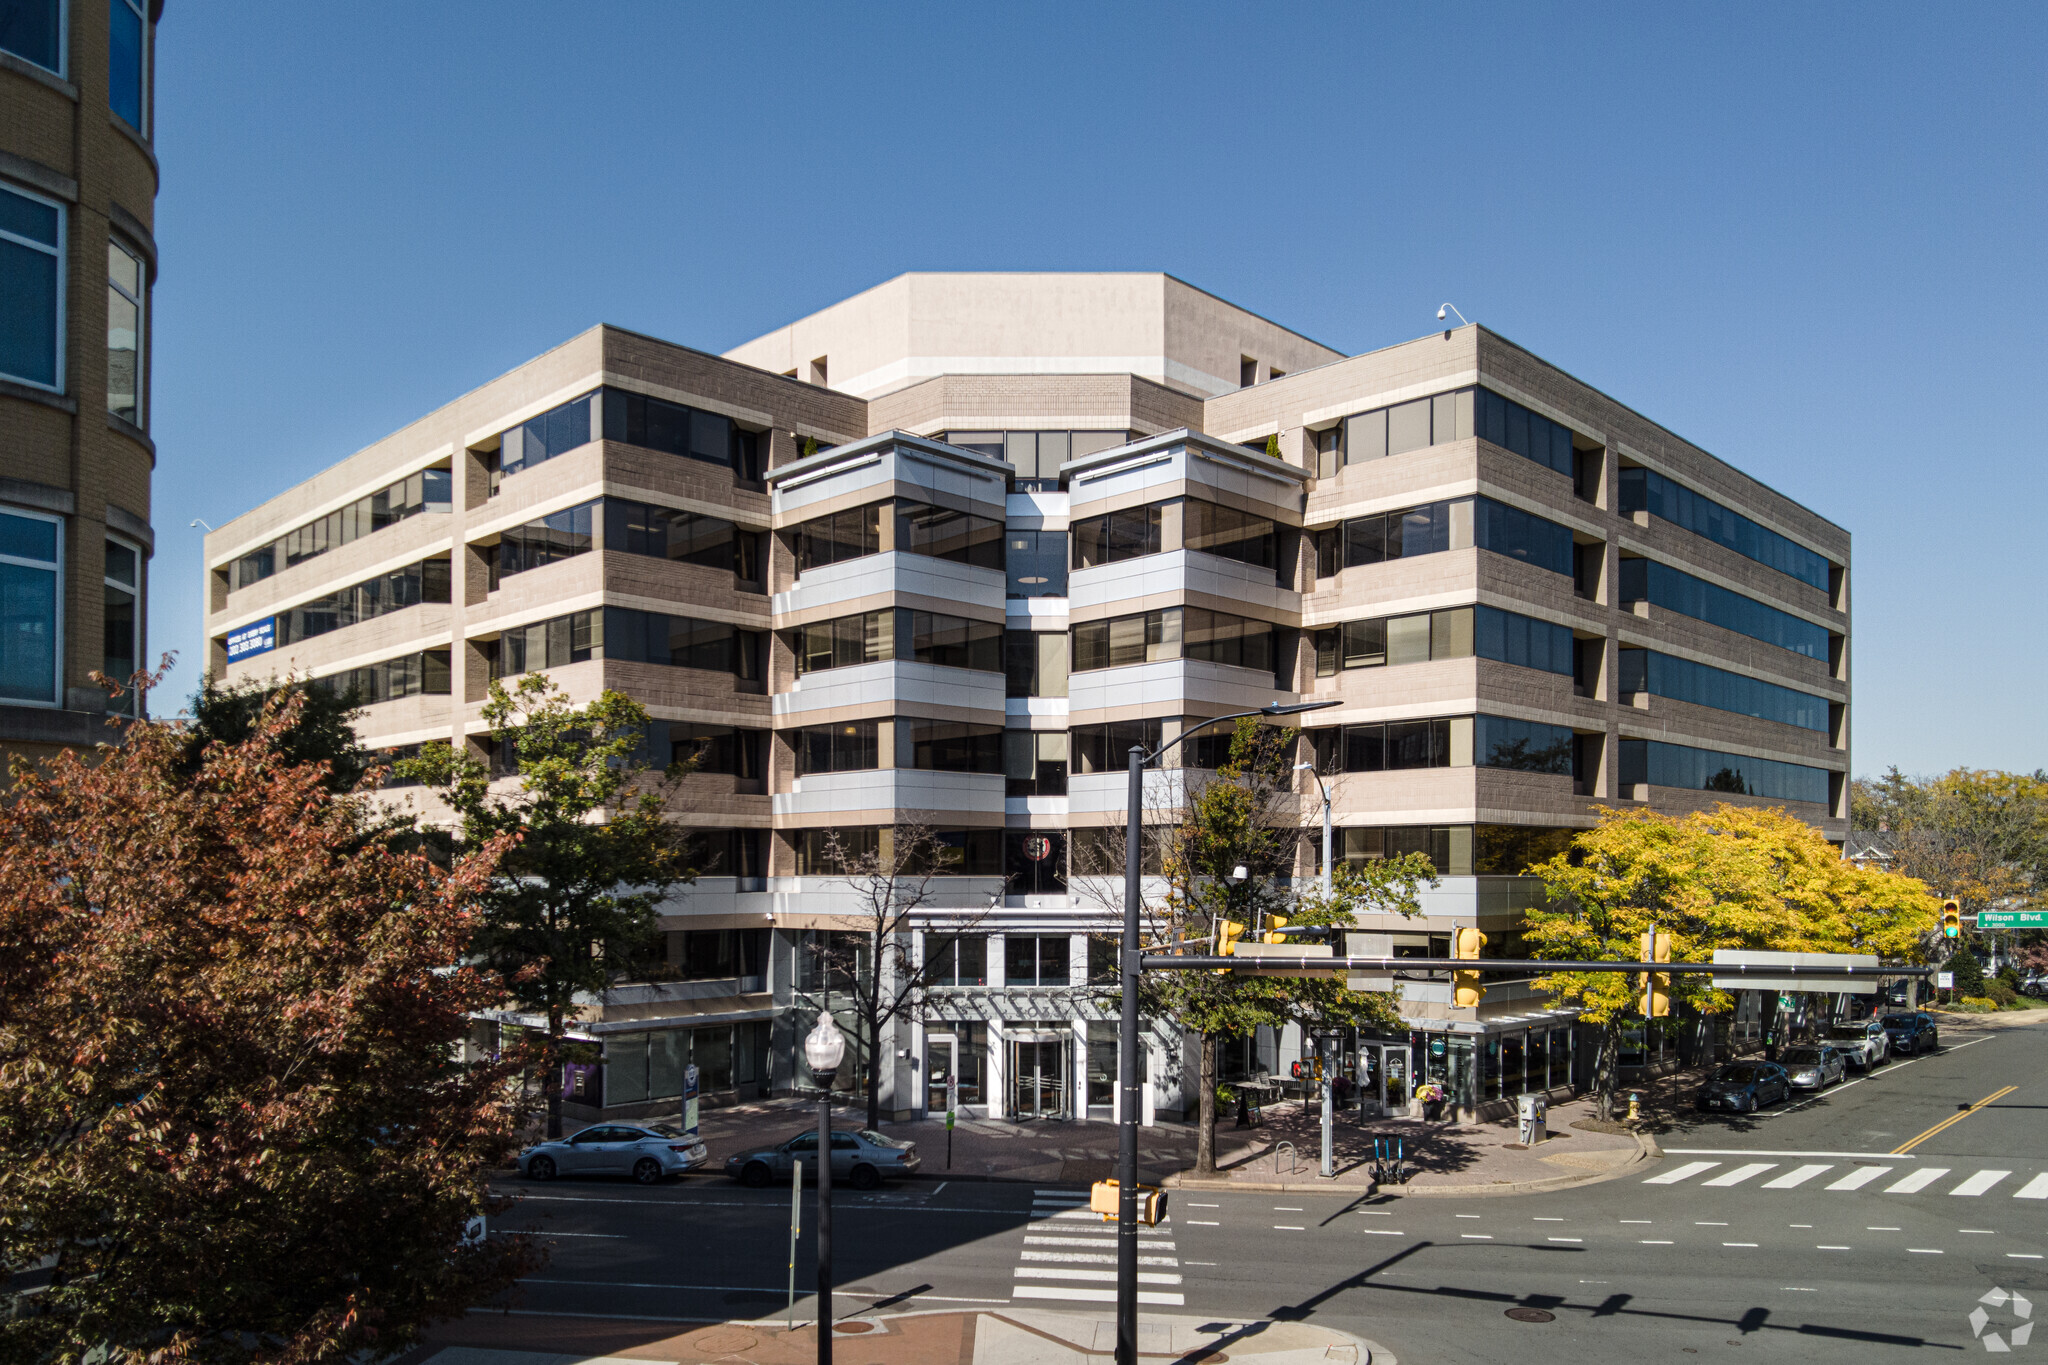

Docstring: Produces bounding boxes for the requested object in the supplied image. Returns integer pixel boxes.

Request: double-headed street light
[1114,698,1338,1365]
[802,1012,847,1364]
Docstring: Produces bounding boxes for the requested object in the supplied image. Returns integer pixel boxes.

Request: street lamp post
[803,1013,847,1364]
[1115,698,1338,1365]
[1293,761,1337,1178]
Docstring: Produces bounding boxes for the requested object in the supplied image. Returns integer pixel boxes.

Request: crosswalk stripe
[1884,1167,1950,1194]
[1020,1251,1181,1266]
[1950,1170,2011,1197]
[1825,1166,1891,1191]
[1012,1285,1185,1306]
[2015,1174,2048,1200]
[1025,1236,1174,1248]
[1702,1163,1778,1187]
[1645,1161,1721,1185]
[1762,1164,1833,1189]
[1016,1267,1183,1285]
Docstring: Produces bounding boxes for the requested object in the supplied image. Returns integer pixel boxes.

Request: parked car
[1780,1044,1849,1091]
[726,1128,921,1189]
[520,1123,709,1184]
[1880,1012,1940,1055]
[1695,1061,1792,1113]
[1826,1019,1890,1070]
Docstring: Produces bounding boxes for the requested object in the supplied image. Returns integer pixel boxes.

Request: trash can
[1517,1092,1547,1145]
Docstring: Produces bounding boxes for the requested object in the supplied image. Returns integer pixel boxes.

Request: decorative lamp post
[803,1012,847,1363]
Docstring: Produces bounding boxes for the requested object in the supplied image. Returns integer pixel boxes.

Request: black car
[1880,1012,1939,1055]
[1695,1061,1792,1113]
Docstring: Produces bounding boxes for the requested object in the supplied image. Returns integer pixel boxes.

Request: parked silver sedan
[1781,1044,1849,1091]
[520,1123,709,1184]
[725,1128,921,1189]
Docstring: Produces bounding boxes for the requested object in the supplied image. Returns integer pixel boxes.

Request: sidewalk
[419,1306,1387,1365]
[654,1091,1648,1197]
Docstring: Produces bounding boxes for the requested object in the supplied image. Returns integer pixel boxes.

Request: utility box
[1517,1092,1547,1145]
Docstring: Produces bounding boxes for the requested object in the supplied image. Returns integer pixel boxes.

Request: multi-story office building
[202,273,1850,1123]
[2,0,162,763]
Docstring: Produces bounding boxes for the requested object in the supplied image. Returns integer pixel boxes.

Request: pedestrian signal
[1453,926,1487,1008]
[1262,915,1291,945]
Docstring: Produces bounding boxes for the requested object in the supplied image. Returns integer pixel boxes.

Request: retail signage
[225,617,276,661]
[683,1064,700,1137]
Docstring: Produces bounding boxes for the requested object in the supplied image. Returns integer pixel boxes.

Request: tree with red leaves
[0,684,541,1365]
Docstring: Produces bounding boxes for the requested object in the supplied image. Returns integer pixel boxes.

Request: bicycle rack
[1274,1141,1300,1176]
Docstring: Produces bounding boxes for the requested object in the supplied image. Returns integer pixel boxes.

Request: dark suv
[1880,1011,1939,1055]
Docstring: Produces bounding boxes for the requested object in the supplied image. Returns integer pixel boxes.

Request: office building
[2,0,162,762]
[202,273,1850,1122]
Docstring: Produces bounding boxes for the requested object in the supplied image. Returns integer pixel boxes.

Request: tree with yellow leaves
[1524,804,1937,1117]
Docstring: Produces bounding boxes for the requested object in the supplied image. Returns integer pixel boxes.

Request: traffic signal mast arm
[1141,954,1935,977]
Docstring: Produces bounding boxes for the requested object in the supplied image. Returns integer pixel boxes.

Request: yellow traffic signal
[1215,919,1247,971]
[1262,914,1291,945]
[1090,1179,1168,1226]
[1640,927,1672,1018]
[1453,926,1487,1008]
[1941,899,1961,939]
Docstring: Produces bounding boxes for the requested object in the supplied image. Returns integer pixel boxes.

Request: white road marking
[1885,1167,1951,1194]
[1188,1202,1220,1207]
[1817,1245,1851,1250]
[1548,1237,1584,1244]
[1826,1166,1891,1191]
[1724,1242,1759,1248]
[1461,1234,1493,1240]
[1274,1206,1303,1211]
[1696,1222,1729,1226]
[2010,1254,2044,1260]
[1013,1285,1183,1305]
[1621,1220,1653,1224]
[1456,1214,1482,1219]
[1016,1267,1181,1285]
[1187,1220,1220,1226]
[1907,1248,1944,1254]
[1663,1148,1911,1160]
[1361,1230,1405,1236]
[1763,1164,1834,1189]
[2016,1174,2048,1200]
[1273,1225,1304,1231]
[1020,1251,1180,1266]
[1960,1230,1997,1235]
[1703,1163,1778,1187]
[1534,1217,1566,1222]
[1645,1160,1720,1185]
[1868,1227,1901,1231]
[1951,1170,2011,1197]
[1641,1240,1674,1245]
[1025,1237,1175,1249]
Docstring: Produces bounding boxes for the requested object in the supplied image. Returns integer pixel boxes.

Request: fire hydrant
[1626,1091,1643,1125]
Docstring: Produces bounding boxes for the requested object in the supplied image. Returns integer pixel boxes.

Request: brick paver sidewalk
[420,1306,1384,1365]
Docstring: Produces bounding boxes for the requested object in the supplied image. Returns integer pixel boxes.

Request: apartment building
[2,0,162,763]
[202,273,1851,1124]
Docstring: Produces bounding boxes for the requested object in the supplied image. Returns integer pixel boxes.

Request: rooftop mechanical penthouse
[203,272,1850,1126]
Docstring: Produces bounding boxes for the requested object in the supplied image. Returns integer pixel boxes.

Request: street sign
[945,1070,957,1129]
[1975,909,2048,928]
[1938,972,1954,989]
[1344,932,1393,991]
[1710,949,1883,994]
[1231,941,1340,979]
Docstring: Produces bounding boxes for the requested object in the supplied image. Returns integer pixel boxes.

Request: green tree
[400,676,697,1137]
[1132,720,1426,1173]
[1948,944,1987,999]
[1525,804,1938,1117]
[181,673,372,793]
[0,688,537,1364]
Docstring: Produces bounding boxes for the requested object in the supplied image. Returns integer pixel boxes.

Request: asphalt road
[491,1018,2048,1362]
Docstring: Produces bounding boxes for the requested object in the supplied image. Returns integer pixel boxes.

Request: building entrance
[1008,1035,1068,1119]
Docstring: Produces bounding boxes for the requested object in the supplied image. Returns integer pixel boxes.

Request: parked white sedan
[520,1123,708,1184]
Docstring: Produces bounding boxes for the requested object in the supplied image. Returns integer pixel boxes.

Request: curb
[1165,1127,1663,1199]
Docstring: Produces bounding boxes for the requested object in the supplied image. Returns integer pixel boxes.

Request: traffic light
[1262,915,1291,945]
[1941,899,1961,939]
[1215,919,1247,971]
[1453,926,1487,1008]
[1640,927,1672,1018]
[1090,1179,1168,1226]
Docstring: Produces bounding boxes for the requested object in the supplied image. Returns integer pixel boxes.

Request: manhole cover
[691,1330,756,1353]
[833,1321,876,1334]
[1505,1308,1556,1323]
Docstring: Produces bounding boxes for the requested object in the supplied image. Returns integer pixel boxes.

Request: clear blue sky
[149,3,2046,777]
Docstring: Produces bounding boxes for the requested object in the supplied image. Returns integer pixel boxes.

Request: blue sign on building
[225,617,276,661]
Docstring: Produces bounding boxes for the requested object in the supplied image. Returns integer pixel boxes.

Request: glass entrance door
[1009,1036,1067,1119]
[925,1034,958,1115]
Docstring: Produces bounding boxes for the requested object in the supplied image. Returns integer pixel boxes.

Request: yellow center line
[1891,1085,2017,1155]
